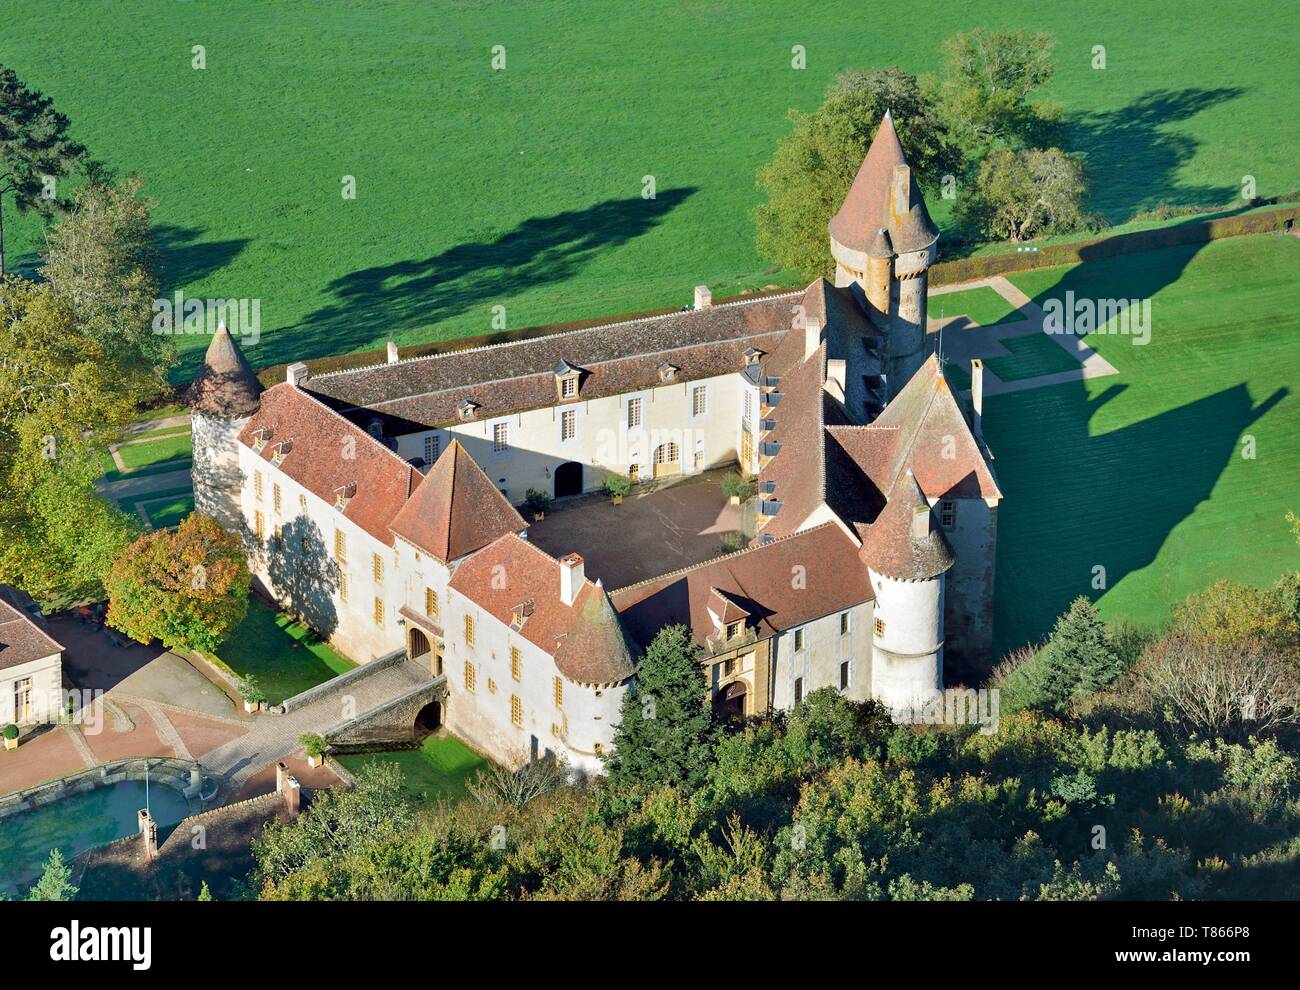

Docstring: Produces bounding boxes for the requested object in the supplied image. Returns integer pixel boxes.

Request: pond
[0,780,194,896]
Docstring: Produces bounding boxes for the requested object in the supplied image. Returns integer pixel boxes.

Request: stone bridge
[322,670,448,747]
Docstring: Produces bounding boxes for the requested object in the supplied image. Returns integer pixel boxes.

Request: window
[493,422,509,452]
[840,612,851,636]
[840,660,851,691]
[254,472,264,501]
[553,676,563,708]
[654,442,679,465]
[511,646,521,680]
[372,552,384,583]
[334,530,347,564]
[726,621,741,640]
[339,572,349,602]
[561,409,576,441]
[940,500,956,529]
[694,448,705,471]
[743,389,753,425]
[628,463,639,483]
[273,525,284,550]
[511,694,523,726]
[793,627,805,652]
[627,397,643,429]
[424,433,441,465]
[692,385,707,417]
[425,587,439,618]
[487,678,497,694]
[560,376,577,399]
[273,483,281,515]
[875,617,885,637]
[593,742,604,755]
[464,614,475,647]
[254,510,265,541]
[373,597,384,626]
[794,677,804,705]
[14,677,32,721]
[299,493,307,515]
[464,661,476,692]
[723,656,735,676]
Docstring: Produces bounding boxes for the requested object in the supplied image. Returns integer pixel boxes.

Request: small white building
[0,587,64,728]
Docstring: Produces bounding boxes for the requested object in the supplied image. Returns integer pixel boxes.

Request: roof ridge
[313,290,808,382]
[269,382,417,480]
[609,521,839,596]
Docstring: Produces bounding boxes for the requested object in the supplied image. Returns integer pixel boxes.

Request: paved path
[200,659,433,792]
[122,414,190,437]
[930,274,1119,396]
[96,466,193,502]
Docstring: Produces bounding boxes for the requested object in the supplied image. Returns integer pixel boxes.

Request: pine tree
[197,881,214,901]
[1037,596,1120,713]
[26,848,78,901]
[603,625,715,798]
[0,66,87,276]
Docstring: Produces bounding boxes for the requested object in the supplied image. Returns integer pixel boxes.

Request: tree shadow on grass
[265,187,698,368]
[155,223,251,289]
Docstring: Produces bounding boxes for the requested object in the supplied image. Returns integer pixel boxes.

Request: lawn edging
[280,648,404,714]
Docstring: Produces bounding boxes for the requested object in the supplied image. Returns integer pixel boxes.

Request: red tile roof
[237,384,417,545]
[611,523,873,651]
[0,595,63,671]
[757,343,827,538]
[389,441,527,563]
[858,470,954,581]
[448,534,634,685]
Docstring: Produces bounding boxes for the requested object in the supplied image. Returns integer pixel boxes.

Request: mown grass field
[929,286,1026,326]
[214,597,355,703]
[336,736,489,807]
[1,1,1295,380]
[986,234,1300,655]
[115,431,193,470]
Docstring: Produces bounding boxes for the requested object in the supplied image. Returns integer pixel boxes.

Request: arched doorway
[414,701,442,734]
[713,680,747,720]
[554,461,583,498]
[409,627,430,661]
[653,442,681,479]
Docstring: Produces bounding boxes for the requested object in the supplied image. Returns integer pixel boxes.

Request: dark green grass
[141,493,195,529]
[984,333,1085,381]
[1,1,1294,380]
[113,484,193,515]
[116,432,193,470]
[943,361,972,390]
[336,736,489,806]
[987,235,1300,656]
[124,422,192,442]
[928,286,1026,326]
[214,597,355,703]
[98,456,193,485]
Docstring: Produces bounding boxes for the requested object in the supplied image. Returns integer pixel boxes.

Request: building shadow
[259,516,340,641]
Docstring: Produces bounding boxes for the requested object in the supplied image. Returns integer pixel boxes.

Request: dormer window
[510,598,535,631]
[658,362,679,384]
[457,399,479,422]
[334,482,356,510]
[554,360,581,402]
[743,347,764,366]
[251,427,272,452]
[271,439,293,466]
[726,621,742,640]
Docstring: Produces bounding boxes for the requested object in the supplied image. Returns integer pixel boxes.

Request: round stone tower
[828,111,940,401]
[186,323,264,533]
[859,470,953,715]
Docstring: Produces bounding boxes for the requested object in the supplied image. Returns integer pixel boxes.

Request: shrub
[3,723,18,740]
[720,473,757,501]
[719,531,747,553]
[523,489,553,515]
[299,733,327,759]
[603,474,632,498]
[238,674,266,705]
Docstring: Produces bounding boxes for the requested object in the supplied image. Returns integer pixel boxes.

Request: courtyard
[527,471,743,590]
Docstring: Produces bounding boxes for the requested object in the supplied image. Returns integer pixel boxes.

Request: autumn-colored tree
[105,513,251,653]
[1171,575,1300,659]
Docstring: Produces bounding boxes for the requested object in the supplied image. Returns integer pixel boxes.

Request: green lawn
[0,1,1294,381]
[337,736,489,806]
[140,492,196,529]
[115,432,193,470]
[987,234,1300,655]
[929,286,1027,326]
[984,333,1085,381]
[215,597,355,703]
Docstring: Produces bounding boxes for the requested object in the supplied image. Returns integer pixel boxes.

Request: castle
[188,113,1000,773]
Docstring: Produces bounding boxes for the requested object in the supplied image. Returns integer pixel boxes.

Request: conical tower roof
[859,470,953,581]
[829,112,939,256]
[187,323,264,418]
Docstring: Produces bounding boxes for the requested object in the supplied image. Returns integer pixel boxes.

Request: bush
[523,489,553,515]
[299,733,327,759]
[603,474,632,498]
[719,531,747,553]
[720,473,756,501]
[238,674,266,705]
[2,723,18,740]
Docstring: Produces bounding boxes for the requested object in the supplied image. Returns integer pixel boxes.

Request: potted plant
[2,724,18,751]
[603,474,632,505]
[300,733,327,768]
[238,675,266,714]
[721,472,756,505]
[524,488,553,521]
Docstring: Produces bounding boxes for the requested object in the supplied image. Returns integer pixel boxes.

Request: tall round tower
[859,471,953,715]
[829,111,940,401]
[186,323,263,532]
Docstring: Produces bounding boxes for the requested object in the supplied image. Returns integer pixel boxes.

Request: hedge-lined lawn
[986,235,1300,655]
[984,333,1084,381]
[1,1,1293,380]
[140,492,196,529]
[337,736,489,806]
[929,286,1026,326]
[215,597,355,704]
[116,432,194,470]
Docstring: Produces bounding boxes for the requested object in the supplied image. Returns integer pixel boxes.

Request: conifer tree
[1036,596,1121,713]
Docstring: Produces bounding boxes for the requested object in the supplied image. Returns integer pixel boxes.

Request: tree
[26,848,78,901]
[957,146,1088,241]
[104,513,251,653]
[754,67,959,276]
[42,174,173,400]
[1033,596,1122,713]
[1171,576,1300,659]
[196,880,213,901]
[604,624,715,797]
[932,29,1062,157]
[0,66,87,276]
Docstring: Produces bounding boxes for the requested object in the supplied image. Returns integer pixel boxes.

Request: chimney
[138,809,158,861]
[387,341,399,364]
[275,760,289,794]
[286,362,308,387]
[694,285,712,310]
[825,359,847,403]
[912,504,932,540]
[559,552,584,606]
[970,358,984,439]
[284,776,301,819]
[891,164,912,217]
[804,317,822,360]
